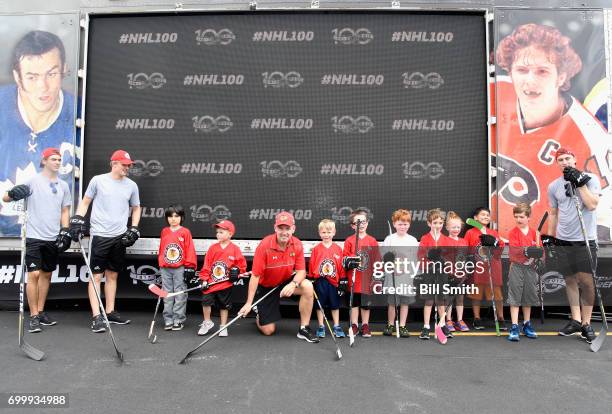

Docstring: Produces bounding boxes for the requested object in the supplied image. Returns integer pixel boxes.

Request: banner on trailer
[0,14,79,237]
[493,10,611,241]
[83,11,489,241]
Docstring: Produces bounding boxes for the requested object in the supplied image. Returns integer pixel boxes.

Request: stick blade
[434,325,447,345]
[20,341,45,361]
[336,348,343,360]
[348,330,355,347]
[148,284,168,298]
[395,321,400,339]
[590,326,607,352]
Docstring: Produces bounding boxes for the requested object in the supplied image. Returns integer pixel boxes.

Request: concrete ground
[0,309,611,414]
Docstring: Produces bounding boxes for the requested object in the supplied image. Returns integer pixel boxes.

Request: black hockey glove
[55,227,72,253]
[120,226,140,247]
[524,246,544,259]
[382,252,396,264]
[229,266,240,282]
[7,184,31,201]
[337,278,348,297]
[540,235,558,247]
[563,167,591,188]
[479,234,498,247]
[342,256,361,270]
[427,248,442,261]
[183,268,198,287]
[68,215,87,241]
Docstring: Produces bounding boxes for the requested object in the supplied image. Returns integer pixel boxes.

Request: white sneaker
[197,320,214,336]
[218,325,228,337]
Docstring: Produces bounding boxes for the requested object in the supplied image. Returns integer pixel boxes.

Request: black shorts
[555,239,597,276]
[255,281,298,325]
[25,238,58,273]
[202,287,232,310]
[314,278,340,310]
[90,235,126,274]
[415,271,449,302]
[350,293,372,310]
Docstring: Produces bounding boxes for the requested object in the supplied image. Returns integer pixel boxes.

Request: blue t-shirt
[0,84,75,236]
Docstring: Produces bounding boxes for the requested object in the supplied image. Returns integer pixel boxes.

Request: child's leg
[521,306,531,322]
[331,309,340,326]
[510,305,520,325]
[220,308,229,326]
[456,294,464,320]
[350,306,359,325]
[316,309,324,327]
[387,304,395,325]
[399,304,409,327]
[361,307,370,325]
[161,268,174,325]
[472,300,481,319]
[423,300,433,326]
[203,305,212,321]
[174,267,188,323]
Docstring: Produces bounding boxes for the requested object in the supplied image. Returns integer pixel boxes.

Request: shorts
[25,238,58,272]
[506,263,539,306]
[387,294,414,306]
[415,271,449,302]
[202,287,232,310]
[349,293,372,310]
[554,239,597,277]
[467,283,503,301]
[314,278,340,310]
[255,281,297,325]
[90,235,126,273]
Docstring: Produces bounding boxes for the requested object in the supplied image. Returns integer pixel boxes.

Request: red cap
[214,220,235,235]
[274,211,295,227]
[110,150,134,165]
[41,147,60,159]
[554,147,575,160]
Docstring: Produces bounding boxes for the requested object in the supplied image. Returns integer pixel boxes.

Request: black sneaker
[91,315,106,333]
[297,327,320,343]
[107,311,131,325]
[558,319,582,336]
[172,322,184,331]
[497,319,508,332]
[28,315,42,333]
[38,311,57,326]
[382,324,394,336]
[473,318,485,330]
[441,325,454,338]
[419,327,430,340]
[580,324,596,344]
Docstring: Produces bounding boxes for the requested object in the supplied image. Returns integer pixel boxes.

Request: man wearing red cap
[546,147,601,343]
[69,149,141,332]
[238,211,319,343]
[3,148,71,333]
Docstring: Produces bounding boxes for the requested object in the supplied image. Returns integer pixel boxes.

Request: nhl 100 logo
[127,73,167,89]
[260,160,303,178]
[331,206,373,224]
[190,205,232,222]
[402,72,444,89]
[262,71,304,88]
[332,116,374,134]
[332,28,373,45]
[192,115,233,133]
[129,160,164,177]
[195,29,235,45]
[403,161,445,179]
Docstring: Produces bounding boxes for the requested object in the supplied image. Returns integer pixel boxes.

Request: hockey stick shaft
[348,219,361,347]
[148,296,162,343]
[79,239,124,362]
[149,272,252,298]
[386,221,400,338]
[179,284,281,364]
[536,211,548,325]
[313,289,342,360]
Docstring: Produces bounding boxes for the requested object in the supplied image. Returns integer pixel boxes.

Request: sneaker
[361,323,372,338]
[382,324,394,336]
[446,320,456,332]
[497,319,508,331]
[580,324,596,344]
[38,311,57,326]
[218,325,228,337]
[350,324,360,337]
[316,325,326,338]
[419,327,430,340]
[473,318,485,330]
[198,320,214,336]
[507,324,520,342]
[28,315,42,333]
[164,323,173,331]
[91,315,106,333]
[297,326,320,343]
[333,325,345,338]
[106,311,130,325]
[522,320,537,339]
[455,320,470,332]
[172,322,184,331]
[558,319,582,336]
[441,325,454,338]
[399,326,411,338]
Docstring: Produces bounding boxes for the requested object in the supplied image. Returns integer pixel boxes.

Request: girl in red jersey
[444,211,470,332]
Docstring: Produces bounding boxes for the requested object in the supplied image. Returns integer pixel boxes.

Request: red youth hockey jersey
[464,227,504,286]
[309,242,345,287]
[158,226,197,269]
[199,242,247,294]
[508,226,538,265]
[342,234,380,294]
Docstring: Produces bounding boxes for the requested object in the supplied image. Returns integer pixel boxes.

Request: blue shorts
[314,277,340,310]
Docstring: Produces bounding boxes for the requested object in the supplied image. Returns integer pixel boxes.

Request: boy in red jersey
[157,205,197,331]
[309,219,346,338]
[343,209,380,338]
[198,220,247,337]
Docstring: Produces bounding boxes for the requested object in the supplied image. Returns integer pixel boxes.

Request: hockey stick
[148,272,251,298]
[535,211,549,325]
[569,183,608,352]
[179,284,281,364]
[78,238,124,363]
[386,221,400,339]
[17,198,45,361]
[348,219,361,347]
[313,288,342,360]
[432,228,448,344]
[466,218,501,336]
[147,295,162,344]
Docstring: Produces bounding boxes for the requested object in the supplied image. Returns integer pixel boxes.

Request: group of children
[156,203,544,342]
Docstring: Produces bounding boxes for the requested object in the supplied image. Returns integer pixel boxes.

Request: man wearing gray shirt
[546,147,600,344]
[69,150,141,333]
[3,148,71,333]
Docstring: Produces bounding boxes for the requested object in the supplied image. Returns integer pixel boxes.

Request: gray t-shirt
[25,173,71,241]
[85,173,140,237]
[548,173,600,241]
